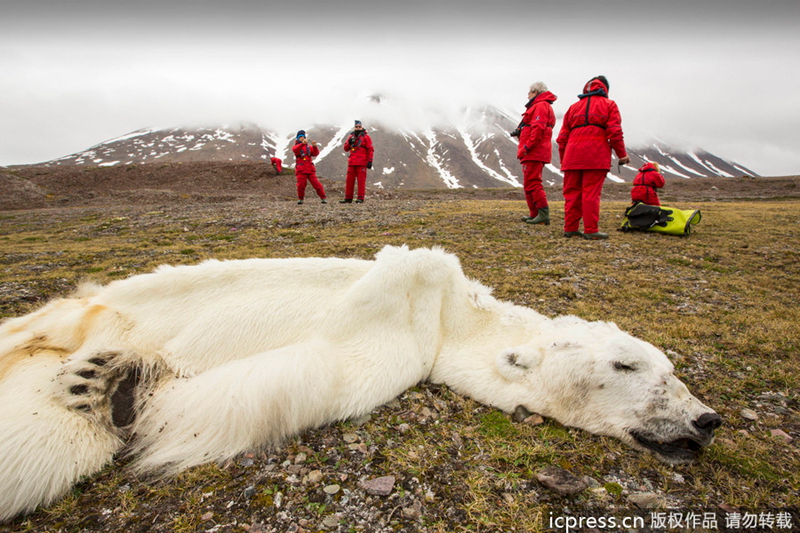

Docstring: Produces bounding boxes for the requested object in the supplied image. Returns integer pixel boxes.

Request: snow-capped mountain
[39,109,758,188]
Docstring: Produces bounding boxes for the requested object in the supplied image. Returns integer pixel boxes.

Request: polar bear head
[495,316,721,464]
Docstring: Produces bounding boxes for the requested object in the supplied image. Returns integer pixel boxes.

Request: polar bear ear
[495,348,541,382]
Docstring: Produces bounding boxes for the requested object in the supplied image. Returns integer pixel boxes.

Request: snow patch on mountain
[423,130,461,189]
[664,157,706,178]
[689,152,734,177]
[699,159,735,178]
[660,164,695,180]
[457,127,521,187]
[315,125,351,164]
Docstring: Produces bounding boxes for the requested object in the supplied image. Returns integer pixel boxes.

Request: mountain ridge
[21,110,759,188]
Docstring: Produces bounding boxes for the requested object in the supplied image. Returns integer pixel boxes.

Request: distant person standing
[556,75,631,239]
[292,130,327,205]
[340,120,374,204]
[631,161,665,206]
[270,156,283,174]
[515,81,557,226]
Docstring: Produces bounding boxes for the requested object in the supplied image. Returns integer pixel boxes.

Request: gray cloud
[2,0,799,176]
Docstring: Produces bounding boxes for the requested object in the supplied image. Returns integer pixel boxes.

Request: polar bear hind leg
[0,349,131,521]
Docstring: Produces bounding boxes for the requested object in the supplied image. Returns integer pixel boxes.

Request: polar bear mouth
[630,431,705,462]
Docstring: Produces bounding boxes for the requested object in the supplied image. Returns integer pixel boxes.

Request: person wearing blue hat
[292,130,327,205]
[340,120,374,203]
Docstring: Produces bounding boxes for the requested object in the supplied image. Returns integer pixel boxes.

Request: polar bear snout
[693,411,723,440]
[628,408,722,464]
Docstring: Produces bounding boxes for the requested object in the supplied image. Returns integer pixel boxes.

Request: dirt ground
[2,161,798,211]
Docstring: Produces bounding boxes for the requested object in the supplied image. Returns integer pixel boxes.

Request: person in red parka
[340,120,374,204]
[270,156,283,174]
[515,81,557,226]
[556,75,631,240]
[631,161,665,206]
[292,130,327,205]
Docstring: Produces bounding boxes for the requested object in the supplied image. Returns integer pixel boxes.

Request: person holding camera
[513,81,557,226]
[292,130,327,205]
[556,75,630,240]
[340,120,374,204]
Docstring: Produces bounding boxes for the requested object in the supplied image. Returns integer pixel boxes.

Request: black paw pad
[70,384,89,395]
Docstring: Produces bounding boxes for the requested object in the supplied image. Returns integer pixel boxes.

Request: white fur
[0,245,719,521]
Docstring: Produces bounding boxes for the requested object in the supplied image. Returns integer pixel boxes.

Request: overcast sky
[2,0,799,176]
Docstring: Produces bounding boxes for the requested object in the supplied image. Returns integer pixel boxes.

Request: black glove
[367,161,373,170]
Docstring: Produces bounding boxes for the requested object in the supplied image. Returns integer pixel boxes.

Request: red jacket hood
[534,91,557,105]
[582,78,609,95]
[638,162,658,173]
[525,91,557,110]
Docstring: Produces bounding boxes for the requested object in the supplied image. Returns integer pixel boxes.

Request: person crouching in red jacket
[340,120,374,204]
[516,81,557,226]
[292,130,327,205]
[631,162,665,206]
[270,156,283,174]
[556,75,631,240]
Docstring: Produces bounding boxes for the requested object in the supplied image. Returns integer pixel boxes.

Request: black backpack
[620,202,701,236]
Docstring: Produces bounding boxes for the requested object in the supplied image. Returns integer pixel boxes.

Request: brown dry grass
[0,195,798,532]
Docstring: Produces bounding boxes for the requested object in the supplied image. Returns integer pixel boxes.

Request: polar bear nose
[693,412,722,437]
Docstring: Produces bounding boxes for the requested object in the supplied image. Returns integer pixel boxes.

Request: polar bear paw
[57,352,125,423]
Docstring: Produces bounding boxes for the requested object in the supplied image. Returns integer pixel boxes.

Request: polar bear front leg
[0,352,125,522]
[57,350,140,429]
[128,340,359,478]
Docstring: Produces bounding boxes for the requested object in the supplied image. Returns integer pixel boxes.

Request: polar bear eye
[613,361,637,372]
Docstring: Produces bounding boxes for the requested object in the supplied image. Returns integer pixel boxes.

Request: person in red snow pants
[341,120,374,203]
[292,130,327,204]
[556,75,631,239]
[631,162,666,206]
[514,81,557,225]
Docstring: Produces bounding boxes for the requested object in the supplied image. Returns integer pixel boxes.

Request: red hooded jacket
[517,91,557,163]
[556,78,627,170]
[631,162,666,205]
[344,130,374,166]
[292,141,319,174]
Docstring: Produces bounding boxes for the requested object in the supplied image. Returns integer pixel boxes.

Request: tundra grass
[0,198,798,532]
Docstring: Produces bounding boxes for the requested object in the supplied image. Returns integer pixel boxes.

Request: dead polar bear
[0,245,721,521]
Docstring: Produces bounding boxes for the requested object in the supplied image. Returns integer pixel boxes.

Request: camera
[510,128,521,138]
